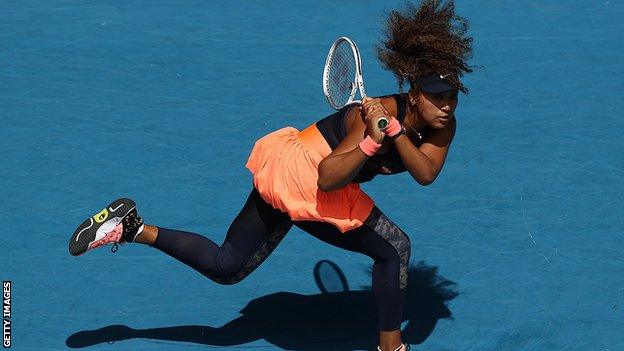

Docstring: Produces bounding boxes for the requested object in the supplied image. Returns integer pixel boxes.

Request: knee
[211,275,242,286]
[215,260,244,281]
[206,266,244,286]
[212,255,245,282]
[382,232,411,266]
[378,232,411,289]
[202,249,247,285]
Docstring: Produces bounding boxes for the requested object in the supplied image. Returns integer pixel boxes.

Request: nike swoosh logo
[75,218,94,242]
[109,203,124,212]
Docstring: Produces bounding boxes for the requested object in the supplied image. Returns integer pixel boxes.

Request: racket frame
[322,36,366,109]
[322,36,388,130]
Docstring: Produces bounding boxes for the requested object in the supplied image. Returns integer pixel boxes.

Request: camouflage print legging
[152,188,411,331]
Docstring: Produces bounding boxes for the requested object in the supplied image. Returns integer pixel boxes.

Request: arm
[317,98,393,192]
[392,117,456,185]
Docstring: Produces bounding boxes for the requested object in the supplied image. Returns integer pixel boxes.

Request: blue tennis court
[2,1,623,350]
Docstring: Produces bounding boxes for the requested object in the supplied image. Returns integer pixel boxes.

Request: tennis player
[68,1,473,350]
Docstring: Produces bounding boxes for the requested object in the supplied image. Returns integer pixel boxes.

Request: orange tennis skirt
[245,124,374,233]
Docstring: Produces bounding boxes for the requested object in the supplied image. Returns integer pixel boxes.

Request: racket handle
[377,117,389,130]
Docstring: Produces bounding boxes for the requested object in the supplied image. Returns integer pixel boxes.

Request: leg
[294,207,411,351]
[143,189,293,285]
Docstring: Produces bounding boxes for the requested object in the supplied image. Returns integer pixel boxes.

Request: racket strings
[327,42,357,107]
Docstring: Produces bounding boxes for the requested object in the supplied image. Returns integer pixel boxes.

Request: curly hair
[376,0,474,93]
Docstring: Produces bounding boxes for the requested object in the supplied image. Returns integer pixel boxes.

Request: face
[411,89,458,129]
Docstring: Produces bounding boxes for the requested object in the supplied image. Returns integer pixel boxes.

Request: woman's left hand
[360,97,390,143]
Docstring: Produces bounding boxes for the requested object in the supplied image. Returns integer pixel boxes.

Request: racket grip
[377,117,389,130]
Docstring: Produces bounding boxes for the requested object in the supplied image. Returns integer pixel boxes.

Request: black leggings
[152,188,411,331]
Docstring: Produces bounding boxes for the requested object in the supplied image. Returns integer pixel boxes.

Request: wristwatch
[389,124,407,141]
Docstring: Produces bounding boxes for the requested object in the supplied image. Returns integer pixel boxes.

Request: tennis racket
[322,36,388,130]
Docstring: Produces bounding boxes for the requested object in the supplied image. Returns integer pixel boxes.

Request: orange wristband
[384,117,402,137]
[358,136,381,156]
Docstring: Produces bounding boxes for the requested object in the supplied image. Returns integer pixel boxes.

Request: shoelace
[109,212,144,253]
[123,211,144,242]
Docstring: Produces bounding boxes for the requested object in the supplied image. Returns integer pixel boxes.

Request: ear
[407,88,420,106]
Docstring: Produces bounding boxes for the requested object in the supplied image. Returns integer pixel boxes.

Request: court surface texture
[1,1,623,350]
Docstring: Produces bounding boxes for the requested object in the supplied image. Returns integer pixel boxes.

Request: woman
[68,1,473,350]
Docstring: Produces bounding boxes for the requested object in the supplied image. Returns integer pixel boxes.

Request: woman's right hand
[360,97,388,144]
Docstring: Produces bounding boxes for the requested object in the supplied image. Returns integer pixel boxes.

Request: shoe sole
[69,198,136,256]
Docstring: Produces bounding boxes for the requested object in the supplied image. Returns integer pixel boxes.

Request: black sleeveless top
[315,94,431,183]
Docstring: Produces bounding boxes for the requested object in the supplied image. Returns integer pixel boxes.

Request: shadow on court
[66,262,457,350]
